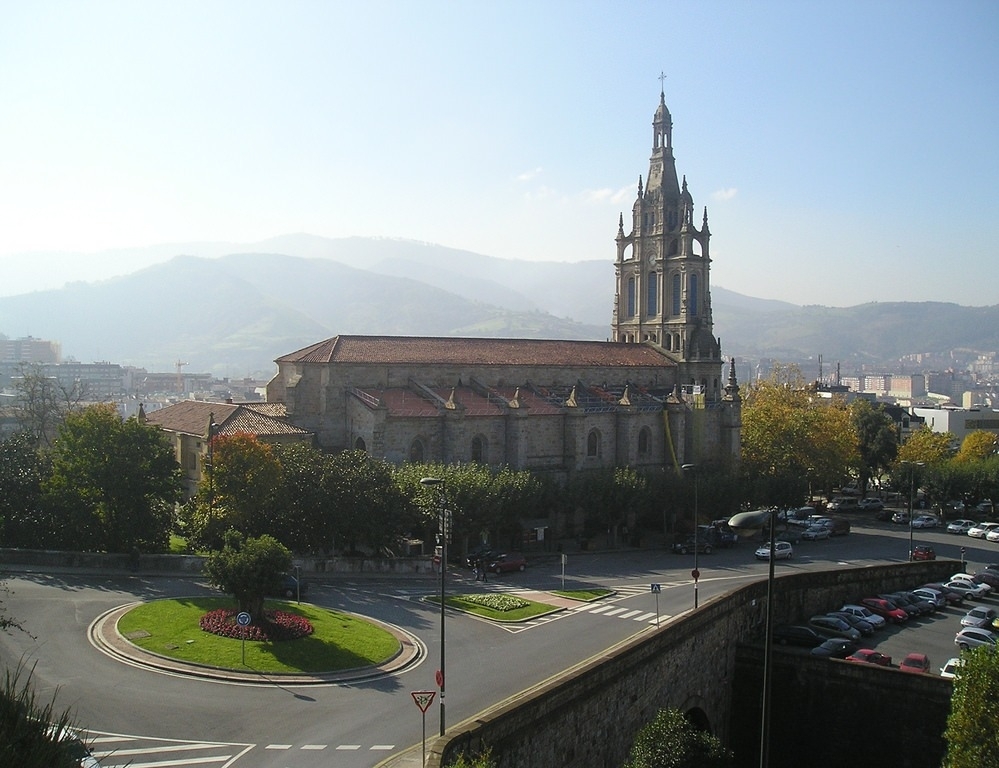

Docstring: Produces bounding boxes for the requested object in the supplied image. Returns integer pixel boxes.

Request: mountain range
[1,234,996,379]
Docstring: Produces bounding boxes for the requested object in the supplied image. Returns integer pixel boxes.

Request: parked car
[801,525,831,541]
[811,638,855,658]
[911,514,939,529]
[755,541,793,561]
[839,603,887,630]
[921,582,965,606]
[939,657,964,679]
[891,510,910,524]
[859,597,908,624]
[946,519,977,534]
[960,606,999,629]
[826,611,875,636]
[911,545,936,561]
[808,615,862,643]
[967,522,999,539]
[974,500,994,515]
[487,553,528,573]
[826,497,860,513]
[894,590,937,614]
[972,570,999,589]
[464,546,497,569]
[846,648,893,666]
[899,652,931,674]
[815,516,851,535]
[857,497,884,512]
[878,593,922,619]
[986,529,999,543]
[672,536,714,555]
[954,627,998,651]
[911,587,947,609]
[772,624,826,648]
[943,579,989,600]
[950,573,993,595]
[272,574,308,599]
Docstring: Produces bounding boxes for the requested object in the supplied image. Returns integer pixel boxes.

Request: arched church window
[409,439,425,463]
[638,427,651,455]
[471,435,487,464]
[354,436,367,452]
[690,273,698,315]
[647,272,657,315]
[587,429,601,458]
[627,277,636,317]
[672,274,681,315]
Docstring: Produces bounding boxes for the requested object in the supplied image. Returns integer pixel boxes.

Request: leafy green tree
[943,647,999,767]
[851,399,898,495]
[186,433,285,550]
[202,530,291,618]
[271,442,333,552]
[955,431,998,464]
[898,426,954,466]
[42,404,181,553]
[8,362,86,449]
[623,707,734,768]
[0,432,47,548]
[740,365,857,506]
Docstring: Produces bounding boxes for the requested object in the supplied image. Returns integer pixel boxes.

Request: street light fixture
[901,461,925,561]
[681,464,699,609]
[728,507,776,768]
[420,476,448,737]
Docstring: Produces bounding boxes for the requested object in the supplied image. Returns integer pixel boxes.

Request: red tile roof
[276,335,675,369]
[143,400,311,438]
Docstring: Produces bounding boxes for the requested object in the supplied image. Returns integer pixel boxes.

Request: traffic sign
[412,690,436,713]
[236,611,251,626]
[650,583,661,593]
[691,569,700,580]
[435,669,444,688]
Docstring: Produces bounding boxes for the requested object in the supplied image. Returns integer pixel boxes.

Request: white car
[967,521,999,538]
[754,540,793,561]
[955,626,998,650]
[839,603,887,630]
[947,519,977,534]
[939,657,964,679]
[951,573,993,594]
[801,525,830,541]
[986,529,999,543]
[911,514,939,529]
[912,587,947,609]
[961,606,998,628]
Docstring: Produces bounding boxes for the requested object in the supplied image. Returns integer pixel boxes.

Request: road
[1,515,995,768]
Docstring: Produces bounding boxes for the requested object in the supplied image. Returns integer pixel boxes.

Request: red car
[860,597,908,624]
[899,652,930,674]
[912,545,936,561]
[487,552,528,574]
[845,648,892,666]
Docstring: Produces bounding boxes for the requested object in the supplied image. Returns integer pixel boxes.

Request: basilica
[266,90,742,477]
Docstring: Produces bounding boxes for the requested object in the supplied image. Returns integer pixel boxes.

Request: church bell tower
[612,85,721,371]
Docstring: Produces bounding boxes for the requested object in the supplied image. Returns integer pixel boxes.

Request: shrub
[199,608,314,641]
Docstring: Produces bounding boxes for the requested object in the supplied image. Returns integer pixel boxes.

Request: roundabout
[88,600,426,685]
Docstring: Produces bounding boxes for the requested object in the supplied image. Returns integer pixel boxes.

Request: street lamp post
[728,507,777,768]
[681,464,699,609]
[206,413,219,517]
[902,461,925,561]
[420,477,448,737]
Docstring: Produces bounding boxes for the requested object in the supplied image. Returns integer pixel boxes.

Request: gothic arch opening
[638,426,651,455]
[586,429,601,458]
[471,434,487,464]
[409,438,425,463]
[354,436,366,452]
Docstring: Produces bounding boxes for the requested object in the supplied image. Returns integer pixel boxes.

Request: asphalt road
[2,515,996,768]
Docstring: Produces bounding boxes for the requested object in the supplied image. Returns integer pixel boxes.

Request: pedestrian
[480,557,488,582]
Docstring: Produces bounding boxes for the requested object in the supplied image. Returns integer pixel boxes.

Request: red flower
[199,608,314,641]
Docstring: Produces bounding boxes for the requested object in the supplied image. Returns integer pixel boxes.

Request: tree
[202,530,291,618]
[8,363,86,449]
[42,404,182,553]
[897,426,954,466]
[740,365,857,506]
[0,432,47,549]
[851,399,898,495]
[943,647,999,767]
[623,707,734,768]
[955,431,998,464]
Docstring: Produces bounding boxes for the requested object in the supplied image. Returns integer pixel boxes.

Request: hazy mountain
[0,236,996,377]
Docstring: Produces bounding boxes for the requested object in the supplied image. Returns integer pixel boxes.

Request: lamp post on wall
[420,476,449,737]
[901,461,924,561]
[681,464,699,609]
[728,507,777,768]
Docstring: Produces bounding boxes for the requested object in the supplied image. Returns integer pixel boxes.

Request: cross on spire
[658,71,667,95]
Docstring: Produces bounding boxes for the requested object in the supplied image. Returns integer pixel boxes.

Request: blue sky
[1,1,996,307]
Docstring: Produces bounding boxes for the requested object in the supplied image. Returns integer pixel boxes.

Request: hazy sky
[1,1,996,307]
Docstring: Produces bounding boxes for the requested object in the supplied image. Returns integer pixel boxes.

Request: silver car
[955,627,998,650]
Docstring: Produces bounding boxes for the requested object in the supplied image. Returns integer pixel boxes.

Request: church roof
[143,399,311,439]
[276,335,676,369]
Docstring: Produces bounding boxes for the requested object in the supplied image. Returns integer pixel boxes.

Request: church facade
[266,91,741,477]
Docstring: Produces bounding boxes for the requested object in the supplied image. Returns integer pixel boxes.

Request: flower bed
[199,608,314,641]
[459,594,530,612]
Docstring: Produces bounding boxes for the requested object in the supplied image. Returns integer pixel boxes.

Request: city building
[265,90,742,478]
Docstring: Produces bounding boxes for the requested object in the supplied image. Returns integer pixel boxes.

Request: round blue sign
[236,611,251,626]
